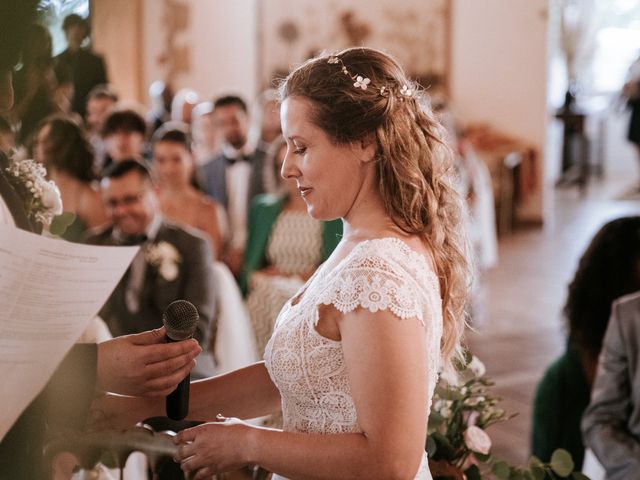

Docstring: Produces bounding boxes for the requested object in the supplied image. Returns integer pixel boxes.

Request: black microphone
[163,300,199,420]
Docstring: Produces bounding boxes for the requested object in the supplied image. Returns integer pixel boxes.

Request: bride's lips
[298,186,313,197]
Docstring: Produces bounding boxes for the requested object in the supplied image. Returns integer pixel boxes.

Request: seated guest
[101,108,147,170]
[582,291,640,480]
[33,115,107,241]
[200,95,267,276]
[241,136,342,355]
[532,216,640,469]
[86,159,217,378]
[85,84,118,169]
[191,100,221,165]
[151,122,224,258]
[153,124,256,375]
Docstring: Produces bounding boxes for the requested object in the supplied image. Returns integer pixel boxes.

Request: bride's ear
[357,134,377,164]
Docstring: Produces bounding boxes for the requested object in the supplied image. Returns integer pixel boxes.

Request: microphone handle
[166,372,190,420]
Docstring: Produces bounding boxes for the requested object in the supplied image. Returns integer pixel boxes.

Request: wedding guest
[54,13,108,118]
[85,84,118,168]
[200,95,268,276]
[249,88,282,153]
[621,54,640,189]
[582,291,640,479]
[91,47,471,480]
[242,136,342,355]
[33,114,108,241]
[532,216,640,468]
[0,4,200,476]
[191,100,221,165]
[11,23,59,146]
[151,122,225,258]
[101,108,147,169]
[86,159,217,378]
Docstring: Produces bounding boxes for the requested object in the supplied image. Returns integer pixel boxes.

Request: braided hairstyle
[278,47,472,370]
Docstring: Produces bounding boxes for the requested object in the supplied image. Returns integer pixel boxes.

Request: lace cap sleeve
[316,239,439,326]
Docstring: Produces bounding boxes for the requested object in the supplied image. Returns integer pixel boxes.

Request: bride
[93,47,471,480]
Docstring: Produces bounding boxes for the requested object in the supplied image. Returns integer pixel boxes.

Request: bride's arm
[88,362,281,430]
[176,307,430,480]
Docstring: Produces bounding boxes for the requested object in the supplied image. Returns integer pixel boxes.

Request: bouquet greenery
[427,352,590,480]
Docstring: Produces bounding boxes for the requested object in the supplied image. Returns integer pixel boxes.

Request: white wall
[142,0,258,104]
[450,0,549,221]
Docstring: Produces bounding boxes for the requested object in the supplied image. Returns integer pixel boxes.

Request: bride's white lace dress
[264,238,442,480]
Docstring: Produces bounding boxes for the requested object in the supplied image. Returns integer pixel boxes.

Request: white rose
[463,425,491,454]
[468,356,486,378]
[159,261,179,281]
[41,181,63,215]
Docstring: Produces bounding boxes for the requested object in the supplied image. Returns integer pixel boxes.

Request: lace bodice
[264,237,442,480]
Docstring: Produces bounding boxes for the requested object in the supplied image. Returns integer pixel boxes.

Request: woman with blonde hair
[92,47,471,480]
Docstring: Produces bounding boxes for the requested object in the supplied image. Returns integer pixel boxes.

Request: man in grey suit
[87,159,217,378]
[582,291,640,479]
[200,95,267,276]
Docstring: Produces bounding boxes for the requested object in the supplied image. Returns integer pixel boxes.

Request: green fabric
[240,193,342,295]
[531,343,590,469]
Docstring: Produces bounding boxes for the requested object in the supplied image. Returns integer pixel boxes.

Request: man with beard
[200,95,267,276]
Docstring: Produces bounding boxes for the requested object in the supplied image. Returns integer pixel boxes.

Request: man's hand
[95,327,201,397]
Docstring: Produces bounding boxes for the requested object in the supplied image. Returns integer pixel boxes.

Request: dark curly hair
[35,115,96,182]
[565,216,640,358]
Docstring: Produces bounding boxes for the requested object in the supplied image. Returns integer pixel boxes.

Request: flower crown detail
[327,55,414,99]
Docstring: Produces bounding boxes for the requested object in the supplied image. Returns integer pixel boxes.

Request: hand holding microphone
[163,299,200,420]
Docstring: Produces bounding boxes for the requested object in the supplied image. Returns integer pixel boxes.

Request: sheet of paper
[0,225,138,440]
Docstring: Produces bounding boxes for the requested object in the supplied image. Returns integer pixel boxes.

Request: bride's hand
[174,415,252,478]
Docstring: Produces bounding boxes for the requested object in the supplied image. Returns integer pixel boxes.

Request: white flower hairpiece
[326,55,415,101]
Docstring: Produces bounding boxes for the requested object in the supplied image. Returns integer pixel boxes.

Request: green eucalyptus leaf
[492,460,511,480]
[49,212,77,236]
[528,456,543,468]
[530,465,546,480]
[550,449,574,477]
[474,451,491,462]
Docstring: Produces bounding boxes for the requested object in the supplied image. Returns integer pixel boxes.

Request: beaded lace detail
[264,238,442,479]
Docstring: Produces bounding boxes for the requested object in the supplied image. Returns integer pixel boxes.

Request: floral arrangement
[4,156,62,226]
[428,352,590,480]
[145,241,181,282]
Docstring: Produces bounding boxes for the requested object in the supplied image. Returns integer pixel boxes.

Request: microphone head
[163,300,199,341]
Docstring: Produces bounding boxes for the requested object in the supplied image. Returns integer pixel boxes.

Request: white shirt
[222,143,254,250]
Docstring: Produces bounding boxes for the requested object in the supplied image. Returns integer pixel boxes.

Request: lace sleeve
[316,247,439,327]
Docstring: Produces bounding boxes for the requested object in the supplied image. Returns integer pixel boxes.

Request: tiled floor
[467,175,640,467]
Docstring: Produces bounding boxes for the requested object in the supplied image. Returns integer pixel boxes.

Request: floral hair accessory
[326,54,414,101]
[353,76,370,90]
[400,84,413,97]
[4,155,63,227]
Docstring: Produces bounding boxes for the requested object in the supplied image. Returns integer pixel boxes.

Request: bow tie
[117,233,148,246]
[226,154,250,165]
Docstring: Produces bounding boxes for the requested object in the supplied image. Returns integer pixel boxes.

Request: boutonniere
[4,155,63,227]
[145,241,182,282]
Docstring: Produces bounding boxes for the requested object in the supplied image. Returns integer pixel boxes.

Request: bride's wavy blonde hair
[278,47,472,371]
